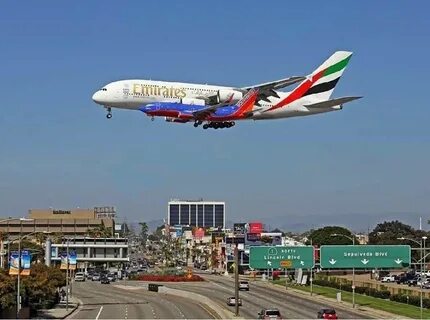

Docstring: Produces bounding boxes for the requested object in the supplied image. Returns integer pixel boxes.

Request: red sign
[194,228,205,239]
[249,222,263,234]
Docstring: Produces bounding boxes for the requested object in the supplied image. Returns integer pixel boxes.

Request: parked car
[227,297,242,306]
[239,281,250,291]
[74,272,86,282]
[257,308,282,319]
[107,273,116,282]
[317,308,338,319]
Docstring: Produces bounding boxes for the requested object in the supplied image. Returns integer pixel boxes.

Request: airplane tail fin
[304,50,353,101]
[271,51,353,110]
[234,88,259,116]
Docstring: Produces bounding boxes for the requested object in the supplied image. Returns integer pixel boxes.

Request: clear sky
[1,1,429,231]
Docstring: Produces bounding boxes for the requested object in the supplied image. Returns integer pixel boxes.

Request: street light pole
[331,233,356,308]
[17,237,21,318]
[66,238,69,311]
[397,236,427,320]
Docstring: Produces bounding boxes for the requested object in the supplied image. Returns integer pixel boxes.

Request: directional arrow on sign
[361,259,369,265]
[329,259,337,265]
[267,261,272,266]
[394,259,403,264]
[300,261,304,266]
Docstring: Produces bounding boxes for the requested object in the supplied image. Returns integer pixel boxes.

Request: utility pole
[17,237,21,318]
[234,241,239,317]
[66,239,69,311]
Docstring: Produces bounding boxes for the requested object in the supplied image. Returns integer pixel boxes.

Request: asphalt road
[69,280,217,319]
[159,274,373,319]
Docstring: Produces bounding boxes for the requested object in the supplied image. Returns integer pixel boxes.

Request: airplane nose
[92,92,102,104]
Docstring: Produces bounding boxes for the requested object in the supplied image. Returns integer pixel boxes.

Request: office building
[168,199,225,229]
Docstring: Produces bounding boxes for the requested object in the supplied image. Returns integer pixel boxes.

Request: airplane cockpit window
[98,88,108,91]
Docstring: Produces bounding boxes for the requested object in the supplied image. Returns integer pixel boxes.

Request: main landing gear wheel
[194,122,199,128]
[203,124,209,129]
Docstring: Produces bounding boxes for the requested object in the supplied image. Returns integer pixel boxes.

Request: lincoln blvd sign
[249,246,314,269]
[320,245,411,269]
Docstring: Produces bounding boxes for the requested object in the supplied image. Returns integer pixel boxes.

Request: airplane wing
[242,76,306,103]
[304,96,362,108]
[192,101,232,119]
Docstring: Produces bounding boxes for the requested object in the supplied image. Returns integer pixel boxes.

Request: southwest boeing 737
[92,51,361,129]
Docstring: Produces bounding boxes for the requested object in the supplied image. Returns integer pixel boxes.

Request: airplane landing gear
[194,120,203,128]
[105,106,112,119]
[201,121,235,129]
[151,116,155,121]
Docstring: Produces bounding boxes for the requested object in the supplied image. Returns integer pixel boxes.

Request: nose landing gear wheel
[105,106,112,119]
[106,113,112,119]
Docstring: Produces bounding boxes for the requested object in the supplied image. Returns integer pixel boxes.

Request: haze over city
[1,1,429,232]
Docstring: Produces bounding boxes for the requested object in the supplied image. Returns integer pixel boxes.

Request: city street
[69,281,218,319]
[162,274,372,319]
[75,274,373,319]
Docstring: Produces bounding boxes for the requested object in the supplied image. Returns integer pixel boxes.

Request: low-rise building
[51,237,129,270]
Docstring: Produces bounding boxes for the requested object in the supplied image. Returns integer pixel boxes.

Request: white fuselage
[91,79,338,120]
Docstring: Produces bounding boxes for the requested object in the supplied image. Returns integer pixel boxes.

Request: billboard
[249,222,263,234]
[194,228,205,239]
[233,223,247,235]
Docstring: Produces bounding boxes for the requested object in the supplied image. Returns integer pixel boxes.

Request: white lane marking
[125,305,128,319]
[95,306,104,320]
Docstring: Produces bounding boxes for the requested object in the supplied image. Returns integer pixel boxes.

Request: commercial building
[0,207,116,238]
[51,237,129,270]
[168,199,225,229]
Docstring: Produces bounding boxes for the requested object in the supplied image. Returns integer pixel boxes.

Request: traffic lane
[76,282,180,319]
[164,280,314,319]
[167,283,258,319]
[203,275,371,319]
[72,280,216,319]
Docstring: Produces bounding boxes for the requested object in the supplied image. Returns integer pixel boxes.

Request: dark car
[397,272,416,284]
[258,308,282,319]
[100,276,110,284]
[317,308,338,319]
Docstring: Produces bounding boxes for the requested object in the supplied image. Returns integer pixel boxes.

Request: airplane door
[122,83,129,100]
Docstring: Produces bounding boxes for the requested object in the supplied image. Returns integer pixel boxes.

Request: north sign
[249,246,314,269]
[320,245,411,269]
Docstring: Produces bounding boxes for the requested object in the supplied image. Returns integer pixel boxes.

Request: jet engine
[165,117,188,123]
[217,89,243,103]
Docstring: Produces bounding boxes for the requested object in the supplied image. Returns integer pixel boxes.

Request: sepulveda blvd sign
[249,246,314,269]
[320,245,411,269]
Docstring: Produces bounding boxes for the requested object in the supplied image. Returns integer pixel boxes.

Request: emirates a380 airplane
[92,51,361,129]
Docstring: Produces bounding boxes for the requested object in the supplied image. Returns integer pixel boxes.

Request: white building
[51,237,129,269]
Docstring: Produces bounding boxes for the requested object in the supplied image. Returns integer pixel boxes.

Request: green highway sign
[249,246,314,269]
[320,245,411,269]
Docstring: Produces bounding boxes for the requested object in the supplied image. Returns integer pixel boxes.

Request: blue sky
[1,1,429,231]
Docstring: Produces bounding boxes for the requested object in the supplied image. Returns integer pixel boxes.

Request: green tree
[0,269,16,309]
[307,226,357,246]
[368,220,426,245]
[139,222,149,245]
[87,224,112,238]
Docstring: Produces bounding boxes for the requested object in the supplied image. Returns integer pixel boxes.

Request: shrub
[136,274,204,282]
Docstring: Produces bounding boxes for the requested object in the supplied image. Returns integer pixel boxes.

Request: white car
[239,281,250,291]
[74,272,86,282]
[227,297,242,306]
[381,275,396,282]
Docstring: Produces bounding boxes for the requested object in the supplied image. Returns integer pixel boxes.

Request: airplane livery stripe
[322,56,351,78]
[302,77,340,97]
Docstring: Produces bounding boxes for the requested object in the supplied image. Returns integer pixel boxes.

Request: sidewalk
[35,296,80,319]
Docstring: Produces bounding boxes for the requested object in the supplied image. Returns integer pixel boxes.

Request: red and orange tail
[234,88,258,116]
